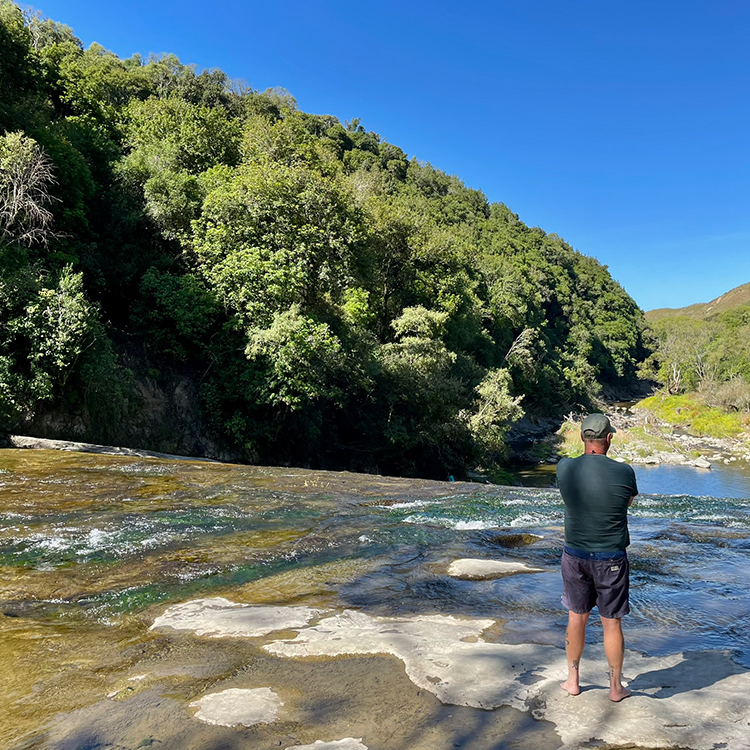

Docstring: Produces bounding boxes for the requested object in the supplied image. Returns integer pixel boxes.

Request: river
[2,448,750,749]
[513,456,750,499]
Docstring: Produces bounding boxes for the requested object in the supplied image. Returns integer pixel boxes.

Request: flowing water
[2,448,750,747]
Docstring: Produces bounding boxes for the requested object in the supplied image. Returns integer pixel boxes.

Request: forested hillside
[0,2,650,477]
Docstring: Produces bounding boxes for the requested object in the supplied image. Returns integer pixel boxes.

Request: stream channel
[2,448,750,749]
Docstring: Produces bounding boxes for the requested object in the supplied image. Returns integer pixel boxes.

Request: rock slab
[286,741,367,750]
[265,608,750,750]
[447,558,544,579]
[189,687,282,726]
[151,597,320,638]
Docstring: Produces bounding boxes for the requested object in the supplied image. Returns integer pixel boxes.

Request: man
[556,413,638,702]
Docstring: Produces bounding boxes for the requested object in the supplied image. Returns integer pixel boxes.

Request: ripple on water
[1,450,750,652]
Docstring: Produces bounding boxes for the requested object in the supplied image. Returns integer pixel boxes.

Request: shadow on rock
[628,649,746,698]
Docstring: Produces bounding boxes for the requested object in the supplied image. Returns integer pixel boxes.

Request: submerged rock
[447,558,544,580]
[189,687,282,726]
[150,597,321,638]
[487,532,544,548]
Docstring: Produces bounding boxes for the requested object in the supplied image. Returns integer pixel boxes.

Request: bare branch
[0,131,58,247]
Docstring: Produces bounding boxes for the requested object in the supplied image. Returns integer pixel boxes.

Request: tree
[650,317,716,394]
[246,305,346,410]
[192,162,363,328]
[462,368,524,458]
[0,263,99,425]
[0,131,57,247]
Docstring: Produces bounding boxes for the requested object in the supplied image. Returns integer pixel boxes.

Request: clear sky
[30,0,750,311]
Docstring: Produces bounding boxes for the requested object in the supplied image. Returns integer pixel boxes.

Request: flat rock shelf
[2,448,750,750]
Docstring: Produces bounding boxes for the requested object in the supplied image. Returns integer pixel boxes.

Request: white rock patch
[266,609,750,750]
[189,687,282,726]
[285,740,367,750]
[447,558,544,579]
[265,609,531,710]
[150,597,320,637]
[536,649,750,750]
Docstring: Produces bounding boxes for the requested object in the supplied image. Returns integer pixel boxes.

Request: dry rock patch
[286,740,367,750]
[189,687,282,726]
[151,596,320,637]
[447,558,544,579]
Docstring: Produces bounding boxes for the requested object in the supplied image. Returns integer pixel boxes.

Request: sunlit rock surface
[265,609,532,710]
[189,687,283,726]
[266,609,750,750]
[538,649,750,750]
[447,558,544,579]
[151,597,320,637]
[286,740,367,750]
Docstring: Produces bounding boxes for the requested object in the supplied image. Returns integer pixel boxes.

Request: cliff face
[22,369,238,462]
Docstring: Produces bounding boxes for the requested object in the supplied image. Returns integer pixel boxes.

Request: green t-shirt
[556,453,638,552]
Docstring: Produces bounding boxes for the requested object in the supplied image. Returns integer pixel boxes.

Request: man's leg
[601,616,630,702]
[561,610,589,695]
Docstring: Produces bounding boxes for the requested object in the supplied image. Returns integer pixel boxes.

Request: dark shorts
[561,548,630,619]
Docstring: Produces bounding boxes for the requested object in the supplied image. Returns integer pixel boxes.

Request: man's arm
[628,466,638,507]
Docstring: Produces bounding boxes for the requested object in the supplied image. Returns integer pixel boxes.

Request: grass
[556,421,584,458]
[637,394,750,439]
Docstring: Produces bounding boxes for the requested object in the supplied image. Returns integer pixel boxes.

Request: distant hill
[646,282,750,322]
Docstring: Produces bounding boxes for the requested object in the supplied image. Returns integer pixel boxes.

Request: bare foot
[561,680,581,696]
[609,685,631,702]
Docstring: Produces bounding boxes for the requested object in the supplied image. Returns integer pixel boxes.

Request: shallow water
[2,449,750,746]
[635,460,750,498]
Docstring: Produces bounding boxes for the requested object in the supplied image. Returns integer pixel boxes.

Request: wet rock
[7,434,218,462]
[447,559,544,580]
[487,532,544,548]
[189,687,282,726]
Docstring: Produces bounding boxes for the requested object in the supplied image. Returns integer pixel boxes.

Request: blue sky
[31,0,750,311]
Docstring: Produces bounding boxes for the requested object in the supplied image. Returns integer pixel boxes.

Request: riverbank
[527,400,750,471]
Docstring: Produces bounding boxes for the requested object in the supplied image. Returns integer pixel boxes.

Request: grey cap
[580,413,616,440]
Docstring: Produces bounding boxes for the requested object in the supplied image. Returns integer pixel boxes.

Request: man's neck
[583,442,609,456]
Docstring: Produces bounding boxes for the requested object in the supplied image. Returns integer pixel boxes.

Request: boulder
[487,532,543,548]
[447,558,544,580]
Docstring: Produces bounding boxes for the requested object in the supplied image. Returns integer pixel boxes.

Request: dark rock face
[19,372,237,463]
